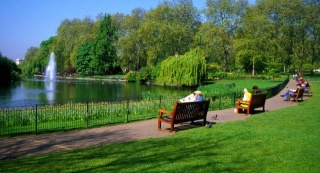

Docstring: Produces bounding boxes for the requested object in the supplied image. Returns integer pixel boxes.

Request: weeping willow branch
[157,47,207,86]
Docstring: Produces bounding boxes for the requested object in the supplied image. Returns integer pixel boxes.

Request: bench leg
[170,123,174,132]
[158,120,161,130]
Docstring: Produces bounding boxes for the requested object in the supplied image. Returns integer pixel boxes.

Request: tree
[157,47,206,86]
[20,47,39,76]
[20,37,54,76]
[117,8,147,72]
[234,6,277,74]
[0,52,20,85]
[138,0,201,66]
[52,17,95,72]
[90,14,118,75]
[76,42,93,76]
[204,0,249,72]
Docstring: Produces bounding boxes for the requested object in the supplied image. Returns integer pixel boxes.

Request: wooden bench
[303,86,312,96]
[158,100,210,132]
[289,88,304,102]
[235,93,267,115]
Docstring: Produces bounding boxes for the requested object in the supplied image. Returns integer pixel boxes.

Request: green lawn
[0,82,319,173]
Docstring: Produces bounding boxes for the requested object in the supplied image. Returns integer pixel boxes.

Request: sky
[0,0,254,61]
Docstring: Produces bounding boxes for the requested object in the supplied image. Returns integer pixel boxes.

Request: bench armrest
[158,109,174,118]
[236,99,250,105]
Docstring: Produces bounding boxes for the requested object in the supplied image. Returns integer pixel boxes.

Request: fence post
[35,104,38,134]
[126,99,129,123]
[86,101,89,128]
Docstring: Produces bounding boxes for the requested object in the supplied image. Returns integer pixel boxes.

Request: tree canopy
[18,0,320,84]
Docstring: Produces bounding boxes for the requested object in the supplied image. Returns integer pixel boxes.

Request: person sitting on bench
[193,91,204,102]
[281,83,301,101]
[252,85,262,94]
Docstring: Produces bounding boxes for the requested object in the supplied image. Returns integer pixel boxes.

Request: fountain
[45,52,57,81]
[44,52,57,104]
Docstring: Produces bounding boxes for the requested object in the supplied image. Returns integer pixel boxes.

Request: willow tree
[157,47,206,86]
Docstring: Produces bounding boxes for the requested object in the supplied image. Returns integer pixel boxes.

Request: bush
[125,71,138,82]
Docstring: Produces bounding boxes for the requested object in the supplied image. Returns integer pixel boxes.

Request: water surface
[0,78,195,107]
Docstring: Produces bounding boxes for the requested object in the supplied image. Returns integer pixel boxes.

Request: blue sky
[0,0,254,61]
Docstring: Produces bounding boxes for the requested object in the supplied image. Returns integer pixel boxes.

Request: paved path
[0,80,303,160]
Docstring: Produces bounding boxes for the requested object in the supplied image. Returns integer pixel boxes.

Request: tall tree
[234,5,280,74]
[20,47,39,76]
[303,0,320,71]
[76,42,93,76]
[52,17,95,72]
[90,14,118,75]
[140,0,201,66]
[21,37,54,76]
[204,0,249,72]
[117,8,147,72]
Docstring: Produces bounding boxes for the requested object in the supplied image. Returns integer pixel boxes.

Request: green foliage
[117,8,147,72]
[91,14,118,75]
[138,66,151,81]
[20,47,39,76]
[52,17,95,72]
[125,71,138,82]
[0,53,21,85]
[208,71,227,79]
[226,72,248,79]
[157,47,207,86]
[20,37,54,76]
[76,42,93,76]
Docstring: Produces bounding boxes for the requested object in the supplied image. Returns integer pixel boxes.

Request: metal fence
[0,78,288,136]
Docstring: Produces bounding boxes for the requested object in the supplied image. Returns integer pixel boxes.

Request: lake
[0,78,195,107]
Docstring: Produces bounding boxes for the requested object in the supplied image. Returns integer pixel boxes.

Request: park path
[0,79,302,160]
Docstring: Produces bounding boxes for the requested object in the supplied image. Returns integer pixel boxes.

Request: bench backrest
[172,100,210,123]
[250,93,267,108]
[295,88,304,99]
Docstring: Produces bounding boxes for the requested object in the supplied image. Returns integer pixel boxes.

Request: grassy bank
[0,83,319,172]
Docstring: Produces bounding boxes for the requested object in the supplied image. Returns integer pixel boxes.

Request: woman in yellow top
[234,88,252,113]
[242,88,252,102]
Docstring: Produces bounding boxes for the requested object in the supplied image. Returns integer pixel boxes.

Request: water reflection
[45,80,56,104]
[0,78,195,107]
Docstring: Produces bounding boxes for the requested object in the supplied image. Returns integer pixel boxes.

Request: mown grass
[0,82,319,172]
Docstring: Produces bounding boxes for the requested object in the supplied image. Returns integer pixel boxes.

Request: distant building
[15,59,23,65]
